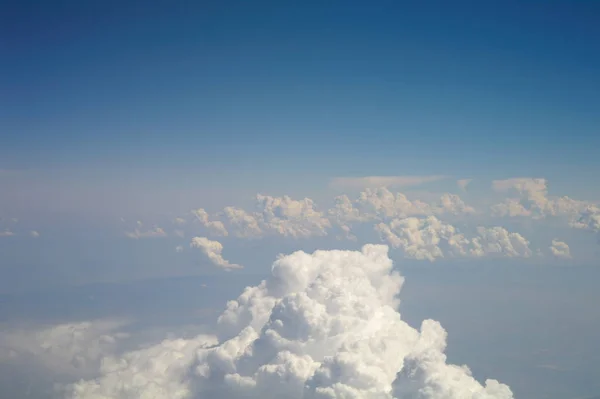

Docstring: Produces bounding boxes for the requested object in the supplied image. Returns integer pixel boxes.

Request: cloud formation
[190,237,242,270]
[330,175,448,189]
[490,178,589,220]
[125,221,167,239]
[255,194,331,238]
[550,239,571,258]
[67,245,512,399]
[457,178,473,191]
[192,208,229,237]
[170,177,599,260]
[376,217,532,261]
[0,320,130,377]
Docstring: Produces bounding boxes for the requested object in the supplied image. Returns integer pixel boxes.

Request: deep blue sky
[2,0,600,182]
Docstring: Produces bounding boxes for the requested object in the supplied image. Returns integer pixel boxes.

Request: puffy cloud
[66,334,218,399]
[438,193,476,216]
[571,205,600,232]
[220,195,331,239]
[0,229,15,237]
[330,175,448,189]
[0,320,130,377]
[375,217,463,261]
[67,245,512,399]
[192,208,229,237]
[357,188,433,220]
[353,188,475,222]
[457,178,473,191]
[223,206,264,238]
[327,191,475,243]
[491,178,589,220]
[29,230,40,238]
[328,195,368,223]
[255,194,331,238]
[190,237,242,270]
[470,227,532,258]
[125,221,167,239]
[550,240,571,258]
[175,245,184,253]
[376,217,532,260]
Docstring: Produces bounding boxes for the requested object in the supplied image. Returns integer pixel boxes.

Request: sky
[1,1,600,399]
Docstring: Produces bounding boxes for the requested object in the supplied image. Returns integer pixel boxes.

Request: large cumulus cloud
[66,245,512,399]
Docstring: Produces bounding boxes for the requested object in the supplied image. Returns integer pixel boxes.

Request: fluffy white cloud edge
[63,245,513,399]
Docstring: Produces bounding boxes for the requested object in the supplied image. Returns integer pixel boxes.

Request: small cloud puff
[457,178,473,190]
[124,221,167,239]
[190,237,242,270]
[550,239,571,258]
[192,208,229,237]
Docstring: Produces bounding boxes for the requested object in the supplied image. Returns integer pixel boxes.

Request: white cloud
[376,217,532,260]
[67,245,512,399]
[438,193,476,215]
[223,206,264,238]
[330,175,448,189]
[0,229,15,237]
[349,188,475,222]
[29,230,40,238]
[375,216,460,261]
[192,208,229,237]
[571,205,600,232]
[190,237,242,270]
[255,194,331,238]
[175,245,184,253]
[328,194,369,223]
[491,178,590,220]
[457,178,473,190]
[550,239,571,258]
[471,226,532,258]
[219,195,331,239]
[357,187,434,219]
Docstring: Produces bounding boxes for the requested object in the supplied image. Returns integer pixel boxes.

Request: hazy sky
[1,1,599,399]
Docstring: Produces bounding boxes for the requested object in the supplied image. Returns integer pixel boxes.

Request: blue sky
[2,2,600,399]
[3,1,600,186]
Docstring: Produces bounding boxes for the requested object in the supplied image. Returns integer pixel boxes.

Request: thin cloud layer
[67,245,512,399]
[330,175,448,189]
[125,221,167,239]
